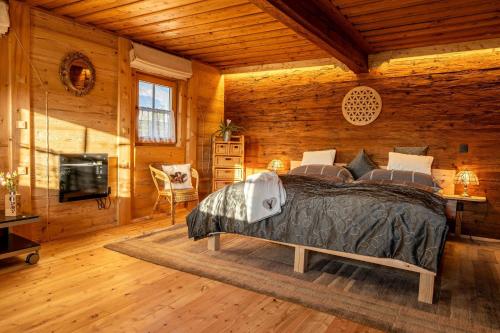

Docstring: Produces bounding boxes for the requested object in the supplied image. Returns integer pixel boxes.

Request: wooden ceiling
[26,0,500,71]
[334,0,500,52]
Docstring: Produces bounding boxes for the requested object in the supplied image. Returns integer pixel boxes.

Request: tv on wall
[59,153,109,203]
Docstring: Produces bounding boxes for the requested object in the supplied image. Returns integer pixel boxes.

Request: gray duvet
[187,175,448,272]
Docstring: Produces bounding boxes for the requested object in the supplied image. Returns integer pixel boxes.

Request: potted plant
[0,171,20,216]
[216,119,243,142]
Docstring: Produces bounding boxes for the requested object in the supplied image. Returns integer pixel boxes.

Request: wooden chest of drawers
[212,135,245,192]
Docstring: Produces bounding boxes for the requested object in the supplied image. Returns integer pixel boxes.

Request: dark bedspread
[187,175,448,272]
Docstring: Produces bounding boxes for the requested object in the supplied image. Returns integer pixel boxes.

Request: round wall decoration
[342,86,382,126]
[59,52,96,96]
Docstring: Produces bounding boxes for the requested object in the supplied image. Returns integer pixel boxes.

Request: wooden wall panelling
[4,5,226,233]
[192,61,224,197]
[30,8,119,241]
[185,76,197,172]
[116,37,132,225]
[225,40,500,239]
[6,1,34,239]
[0,36,10,209]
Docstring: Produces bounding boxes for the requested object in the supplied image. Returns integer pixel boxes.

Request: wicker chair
[149,163,199,224]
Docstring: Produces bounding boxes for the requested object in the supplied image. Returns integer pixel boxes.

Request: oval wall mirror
[59,52,96,96]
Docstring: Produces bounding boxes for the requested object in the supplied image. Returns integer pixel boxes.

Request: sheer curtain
[138,108,175,143]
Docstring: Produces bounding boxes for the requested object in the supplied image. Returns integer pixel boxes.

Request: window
[136,74,177,144]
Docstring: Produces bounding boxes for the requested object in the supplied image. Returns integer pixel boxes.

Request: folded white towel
[244,172,286,223]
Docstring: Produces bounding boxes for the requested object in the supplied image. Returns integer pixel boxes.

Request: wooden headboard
[289,160,455,195]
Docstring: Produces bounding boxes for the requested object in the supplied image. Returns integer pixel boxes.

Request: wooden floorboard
[0,209,379,333]
[2,208,497,332]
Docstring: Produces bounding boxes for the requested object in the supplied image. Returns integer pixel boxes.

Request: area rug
[105,225,498,333]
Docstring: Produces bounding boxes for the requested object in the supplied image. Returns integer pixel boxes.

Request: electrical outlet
[16,121,27,129]
[17,166,28,175]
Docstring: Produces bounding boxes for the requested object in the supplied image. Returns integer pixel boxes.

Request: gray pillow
[289,164,353,183]
[357,169,441,192]
[346,149,378,179]
[394,146,429,156]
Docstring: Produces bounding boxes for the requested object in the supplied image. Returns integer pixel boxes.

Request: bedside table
[441,194,487,237]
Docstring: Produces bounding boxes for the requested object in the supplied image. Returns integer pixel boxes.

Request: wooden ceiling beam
[249,0,369,73]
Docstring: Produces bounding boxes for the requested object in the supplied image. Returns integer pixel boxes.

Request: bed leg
[294,246,309,273]
[418,273,435,304]
[208,234,220,251]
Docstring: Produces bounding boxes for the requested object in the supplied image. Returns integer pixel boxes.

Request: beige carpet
[105,225,499,333]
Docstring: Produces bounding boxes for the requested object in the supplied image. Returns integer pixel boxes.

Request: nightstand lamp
[454,170,479,197]
[267,159,285,174]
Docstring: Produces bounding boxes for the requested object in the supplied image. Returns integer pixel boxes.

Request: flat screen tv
[59,153,108,202]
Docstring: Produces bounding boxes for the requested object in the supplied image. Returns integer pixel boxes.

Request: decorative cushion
[387,152,433,175]
[162,164,193,190]
[357,169,441,192]
[289,164,353,183]
[301,149,336,166]
[346,149,378,179]
[394,146,429,156]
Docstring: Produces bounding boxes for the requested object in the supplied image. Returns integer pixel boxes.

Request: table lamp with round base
[267,159,285,174]
[454,170,479,197]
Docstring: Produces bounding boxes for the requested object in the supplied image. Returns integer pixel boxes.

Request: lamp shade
[267,159,285,172]
[454,170,479,185]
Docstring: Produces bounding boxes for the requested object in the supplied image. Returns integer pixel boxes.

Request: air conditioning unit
[130,42,192,81]
[0,1,9,36]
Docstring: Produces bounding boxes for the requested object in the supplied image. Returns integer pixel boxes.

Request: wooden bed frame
[206,162,455,304]
[207,233,436,304]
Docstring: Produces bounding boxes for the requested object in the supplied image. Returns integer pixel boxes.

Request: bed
[187,162,451,304]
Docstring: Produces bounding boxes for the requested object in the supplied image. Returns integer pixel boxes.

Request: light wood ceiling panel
[335,0,500,52]
[27,0,500,70]
[27,0,330,69]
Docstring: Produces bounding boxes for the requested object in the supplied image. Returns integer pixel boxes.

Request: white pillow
[301,149,336,166]
[387,152,433,175]
[162,164,193,190]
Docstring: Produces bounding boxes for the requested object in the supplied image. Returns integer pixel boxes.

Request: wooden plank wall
[0,35,10,208]
[0,4,223,240]
[191,61,225,196]
[116,37,132,225]
[30,10,119,241]
[225,39,500,239]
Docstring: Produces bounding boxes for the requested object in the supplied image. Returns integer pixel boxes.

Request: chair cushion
[162,164,193,190]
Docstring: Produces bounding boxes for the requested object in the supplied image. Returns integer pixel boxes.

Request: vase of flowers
[216,119,243,142]
[0,171,21,216]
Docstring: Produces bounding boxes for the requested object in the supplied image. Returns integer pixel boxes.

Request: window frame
[135,73,178,146]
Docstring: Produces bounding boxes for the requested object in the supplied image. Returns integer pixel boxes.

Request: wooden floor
[0,209,380,333]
